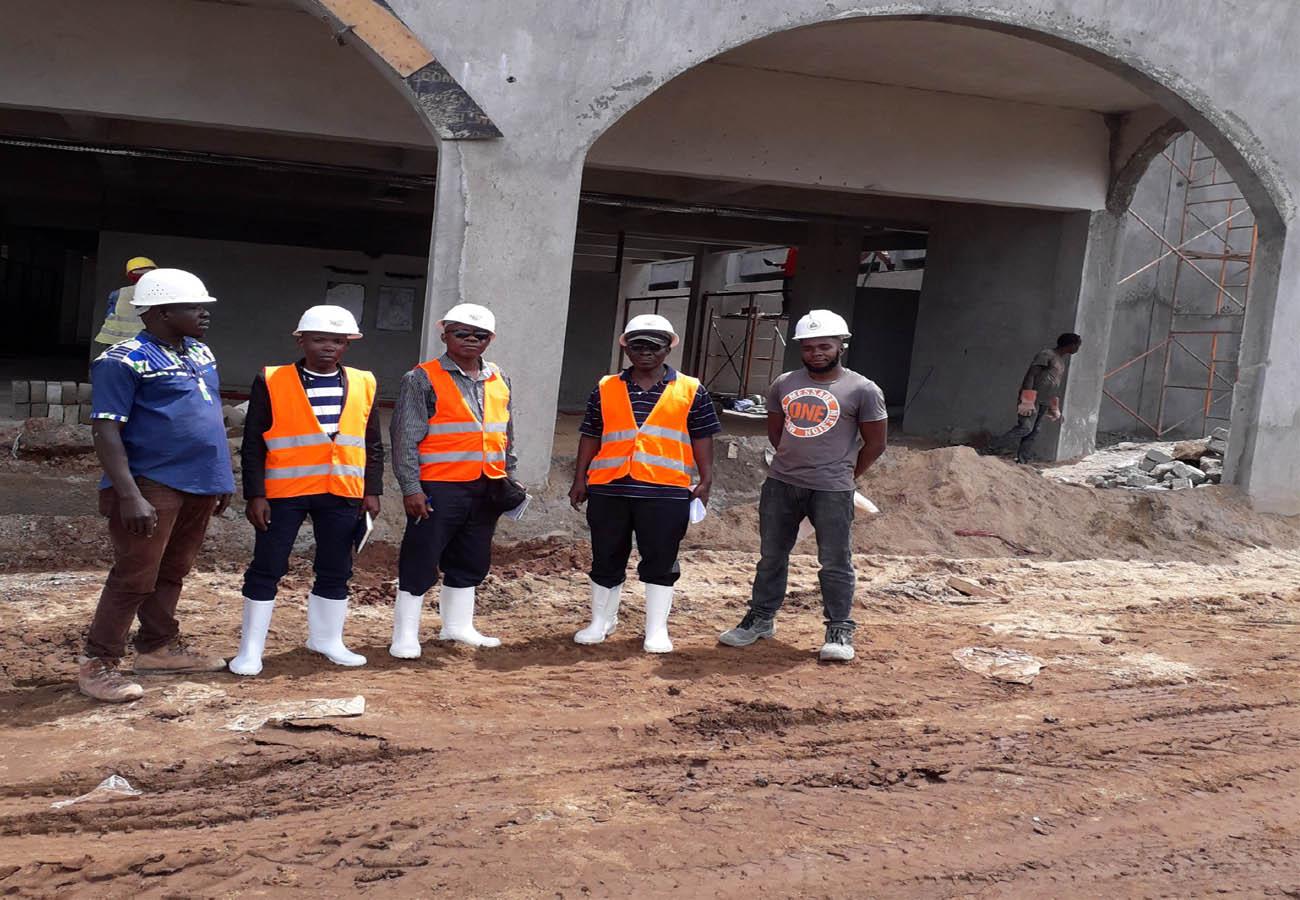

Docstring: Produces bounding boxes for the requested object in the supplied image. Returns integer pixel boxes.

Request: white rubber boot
[229,597,275,676]
[643,583,674,653]
[438,585,501,647]
[304,593,366,666]
[574,581,623,644]
[389,589,425,659]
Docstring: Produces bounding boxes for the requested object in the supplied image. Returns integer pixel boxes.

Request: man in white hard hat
[388,302,523,656]
[79,269,234,702]
[93,256,158,356]
[568,313,719,653]
[229,305,383,676]
[719,309,887,662]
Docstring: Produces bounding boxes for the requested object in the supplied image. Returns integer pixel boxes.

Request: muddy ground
[1,433,1299,897]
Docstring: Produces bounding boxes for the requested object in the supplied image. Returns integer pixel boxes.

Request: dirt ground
[1,431,1299,897]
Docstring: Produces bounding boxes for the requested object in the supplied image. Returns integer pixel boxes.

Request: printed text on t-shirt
[782,387,841,438]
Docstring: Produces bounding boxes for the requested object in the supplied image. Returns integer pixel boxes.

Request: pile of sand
[685,445,1300,561]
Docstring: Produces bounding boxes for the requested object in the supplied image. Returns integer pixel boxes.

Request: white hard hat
[130,268,216,307]
[620,313,679,348]
[437,303,496,335]
[294,305,362,339]
[793,309,851,341]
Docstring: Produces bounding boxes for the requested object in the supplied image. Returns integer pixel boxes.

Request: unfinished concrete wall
[901,205,1082,447]
[94,232,427,397]
[848,287,920,416]
[558,269,620,411]
[1102,134,1255,440]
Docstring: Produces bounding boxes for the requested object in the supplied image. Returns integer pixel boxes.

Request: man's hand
[1017,389,1038,417]
[215,493,232,516]
[690,481,711,506]
[568,480,587,510]
[1047,397,1062,422]
[120,493,158,537]
[362,495,381,518]
[403,492,432,521]
[245,497,271,531]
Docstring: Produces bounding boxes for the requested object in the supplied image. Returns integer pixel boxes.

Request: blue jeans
[750,477,856,629]
[242,493,360,601]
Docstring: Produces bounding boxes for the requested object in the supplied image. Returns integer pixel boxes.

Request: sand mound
[687,445,1300,561]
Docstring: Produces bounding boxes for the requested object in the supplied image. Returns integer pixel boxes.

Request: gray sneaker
[818,625,855,662]
[718,611,776,647]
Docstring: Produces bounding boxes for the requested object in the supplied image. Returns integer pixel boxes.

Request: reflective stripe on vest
[94,285,144,345]
[262,364,375,498]
[416,361,510,482]
[586,374,698,488]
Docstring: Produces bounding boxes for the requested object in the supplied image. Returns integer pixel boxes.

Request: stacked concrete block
[13,379,96,426]
[11,380,30,419]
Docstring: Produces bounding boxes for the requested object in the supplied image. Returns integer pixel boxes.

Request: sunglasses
[447,329,491,341]
[627,340,668,353]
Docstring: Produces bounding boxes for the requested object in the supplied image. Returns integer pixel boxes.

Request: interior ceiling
[712,18,1155,114]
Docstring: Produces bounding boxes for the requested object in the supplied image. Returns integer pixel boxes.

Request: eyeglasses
[627,340,667,353]
[447,329,491,341]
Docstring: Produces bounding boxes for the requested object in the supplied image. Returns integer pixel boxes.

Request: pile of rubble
[1087,428,1228,491]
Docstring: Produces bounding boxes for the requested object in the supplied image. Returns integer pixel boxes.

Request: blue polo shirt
[91,331,235,495]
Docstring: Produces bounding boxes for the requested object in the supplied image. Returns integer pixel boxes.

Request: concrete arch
[577,11,1287,234]
[300,0,499,140]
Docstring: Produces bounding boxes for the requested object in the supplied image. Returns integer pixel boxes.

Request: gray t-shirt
[1029,348,1066,400]
[766,368,887,491]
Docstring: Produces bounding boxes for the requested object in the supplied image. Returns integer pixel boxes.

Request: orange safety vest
[587,373,698,488]
[262,364,375,499]
[416,361,510,482]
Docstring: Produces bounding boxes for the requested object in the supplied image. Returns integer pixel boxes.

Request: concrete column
[1229,223,1299,514]
[782,222,860,370]
[420,140,584,485]
[681,249,728,375]
[1055,210,1126,459]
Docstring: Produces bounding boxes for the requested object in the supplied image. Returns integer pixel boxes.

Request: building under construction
[1,0,1297,513]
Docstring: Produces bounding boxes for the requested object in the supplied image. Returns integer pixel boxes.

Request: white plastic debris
[223,695,365,732]
[952,647,1044,685]
[51,775,142,809]
[853,492,878,514]
[689,497,707,524]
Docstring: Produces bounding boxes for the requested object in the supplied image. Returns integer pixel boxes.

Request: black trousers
[241,493,360,602]
[586,492,690,589]
[398,477,502,593]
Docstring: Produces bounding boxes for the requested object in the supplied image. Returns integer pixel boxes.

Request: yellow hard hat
[125,256,157,275]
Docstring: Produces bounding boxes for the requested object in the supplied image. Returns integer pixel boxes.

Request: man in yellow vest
[93,256,157,354]
[568,314,718,653]
[229,305,383,675]
[388,302,521,656]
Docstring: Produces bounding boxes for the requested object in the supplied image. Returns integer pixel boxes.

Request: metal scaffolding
[1103,135,1257,438]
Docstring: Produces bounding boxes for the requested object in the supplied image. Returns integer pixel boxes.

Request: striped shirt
[302,369,344,436]
[579,365,721,499]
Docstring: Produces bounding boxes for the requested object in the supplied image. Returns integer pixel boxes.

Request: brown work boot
[78,657,144,703]
[133,639,226,675]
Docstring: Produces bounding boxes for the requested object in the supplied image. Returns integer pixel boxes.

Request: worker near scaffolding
[987,332,1082,464]
[568,313,719,653]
